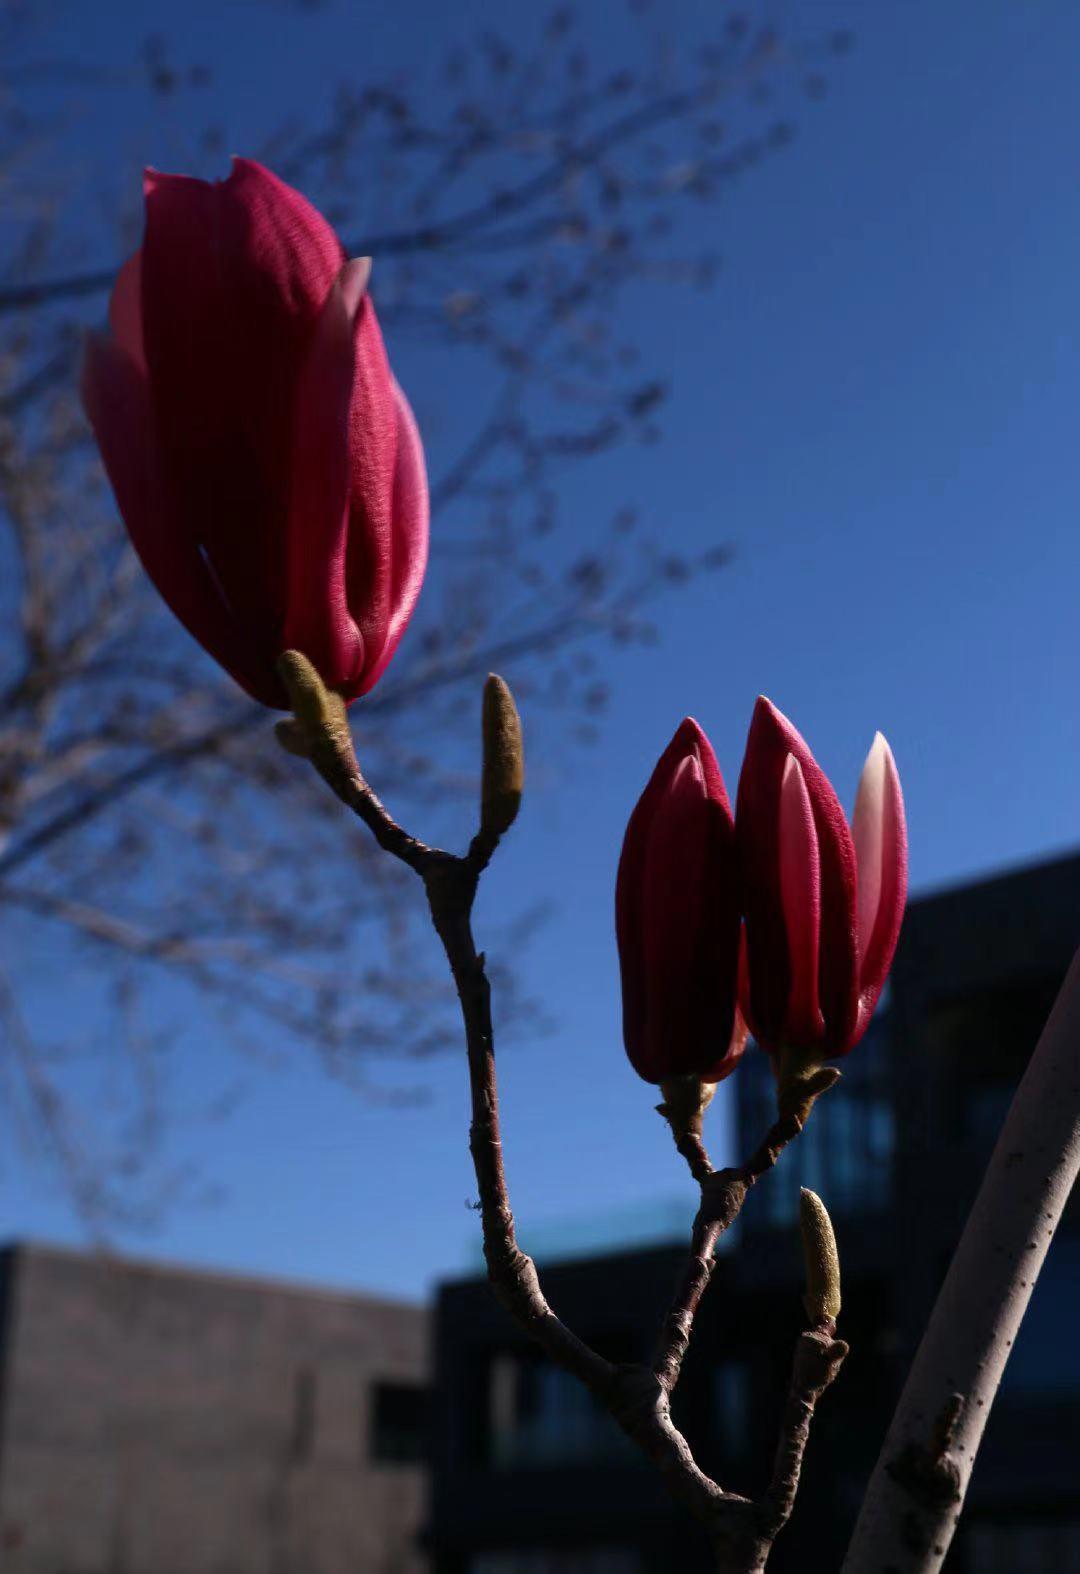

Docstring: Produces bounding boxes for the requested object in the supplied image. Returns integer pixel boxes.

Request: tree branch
[0,69,732,318]
[759,1323,849,1540]
[652,1066,841,1395]
[278,662,846,1572]
[841,946,1080,1573]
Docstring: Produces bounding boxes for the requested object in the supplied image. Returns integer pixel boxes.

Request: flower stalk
[278,668,848,1572]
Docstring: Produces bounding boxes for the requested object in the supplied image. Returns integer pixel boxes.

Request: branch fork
[276,650,847,1572]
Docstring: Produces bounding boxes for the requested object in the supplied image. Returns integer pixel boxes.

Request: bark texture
[842,946,1080,1574]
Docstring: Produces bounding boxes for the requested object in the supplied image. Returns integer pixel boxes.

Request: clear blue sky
[3,0,1079,1301]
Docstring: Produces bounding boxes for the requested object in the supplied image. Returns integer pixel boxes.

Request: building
[427,850,1080,1573]
[0,1243,430,1574]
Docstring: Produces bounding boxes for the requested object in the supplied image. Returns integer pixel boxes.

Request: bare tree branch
[0,7,845,1214]
[841,948,1080,1574]
[276,657,848,1572]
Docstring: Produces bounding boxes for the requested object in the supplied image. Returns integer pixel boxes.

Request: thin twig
[653,1067,841,1395]
[278,660,847,1571]
[759,1321,849,1540]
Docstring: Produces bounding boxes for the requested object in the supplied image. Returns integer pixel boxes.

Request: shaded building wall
[0,1243,429,1574]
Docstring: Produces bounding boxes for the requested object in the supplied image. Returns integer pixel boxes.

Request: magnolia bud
[799,1187,841,1324]
[615,719,743,1085]
[81,161,428,712]
[481,674,524,838]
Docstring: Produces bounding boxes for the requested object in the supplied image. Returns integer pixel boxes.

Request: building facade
[0,1243,430,1574]
[427,851,1080,1573]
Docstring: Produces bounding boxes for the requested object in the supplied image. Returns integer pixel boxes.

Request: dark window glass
[925,975,1061,1142]
[1003,1238,1080,1398]
[968,1519,1080,1574]
[370,1380,430,1464]
[713,1361,751,1459]
[736,1014,894,1227]
[485,1350,635,1469]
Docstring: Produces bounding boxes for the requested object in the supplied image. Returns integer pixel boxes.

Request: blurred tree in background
[0,1,848,1222]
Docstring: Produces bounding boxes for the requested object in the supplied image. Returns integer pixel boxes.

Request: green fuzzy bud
[481,674,524,837]
[800,1187,841,1324]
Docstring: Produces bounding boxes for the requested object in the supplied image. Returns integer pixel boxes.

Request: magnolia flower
[81,158,428,708]
[736,696,907,1058]
[616,719,746,1084]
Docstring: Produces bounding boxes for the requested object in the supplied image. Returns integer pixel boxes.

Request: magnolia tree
[0,9,839,1221]
[78,156,1080,1572]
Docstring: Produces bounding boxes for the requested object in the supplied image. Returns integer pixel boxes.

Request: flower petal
[81,332,279,706]
[616,719,739,1082]
[215,157,346,505]
[340,295,400,685]
[779,755,824,1044]
[141,162,347,656]
[354,377,430,695]
[220,158,344,318]
[283,258,370,692]
[736,697,858,1054]
[109,249,145,373]
[852,731,908,1017]
[141,168,287,642]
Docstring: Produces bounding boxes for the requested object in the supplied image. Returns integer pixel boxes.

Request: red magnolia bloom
[736,697,907,1058]
[81,158,428,708]
[616,719,746,1085]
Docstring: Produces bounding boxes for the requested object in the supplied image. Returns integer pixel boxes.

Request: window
[485,1352,635,1469]
[713,1361,751,1458]
[736,1015,895,1227]
[1003,1237,1080,1398]
[370,1380,430,1464]
[926,975,1062,1144]
[967,1520,1080,1574]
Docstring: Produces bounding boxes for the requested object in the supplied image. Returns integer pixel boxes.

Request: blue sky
[3,0,1079,1300]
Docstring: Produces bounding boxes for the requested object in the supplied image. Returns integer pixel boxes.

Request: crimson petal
[81,333,278,705]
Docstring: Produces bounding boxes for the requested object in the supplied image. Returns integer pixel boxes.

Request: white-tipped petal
[852,731,907,994]
[853,732,889,961]
[338,255,372,318]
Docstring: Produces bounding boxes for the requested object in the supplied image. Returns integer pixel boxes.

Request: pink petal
[283,258,370,691]
[354,377,430,694]
[642,752,707,983]
[141,168,286,642]
[109,249,145,373]
[141,161,347,653]
[221,158,344,317]
[215,158,345,499]
[708,1006,750,1085]
[737,697,858,1053]
[81,333,279,707]
[340,294,400,686]
[852,731,908,1015]
[616,719,739,1083]
[779,755,824,1044]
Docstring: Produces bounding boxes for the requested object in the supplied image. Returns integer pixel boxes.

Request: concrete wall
[0,1243,428,1574]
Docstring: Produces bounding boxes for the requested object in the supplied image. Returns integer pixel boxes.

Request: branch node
[885,1395,966,1509]
[776,1055,841,1127]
